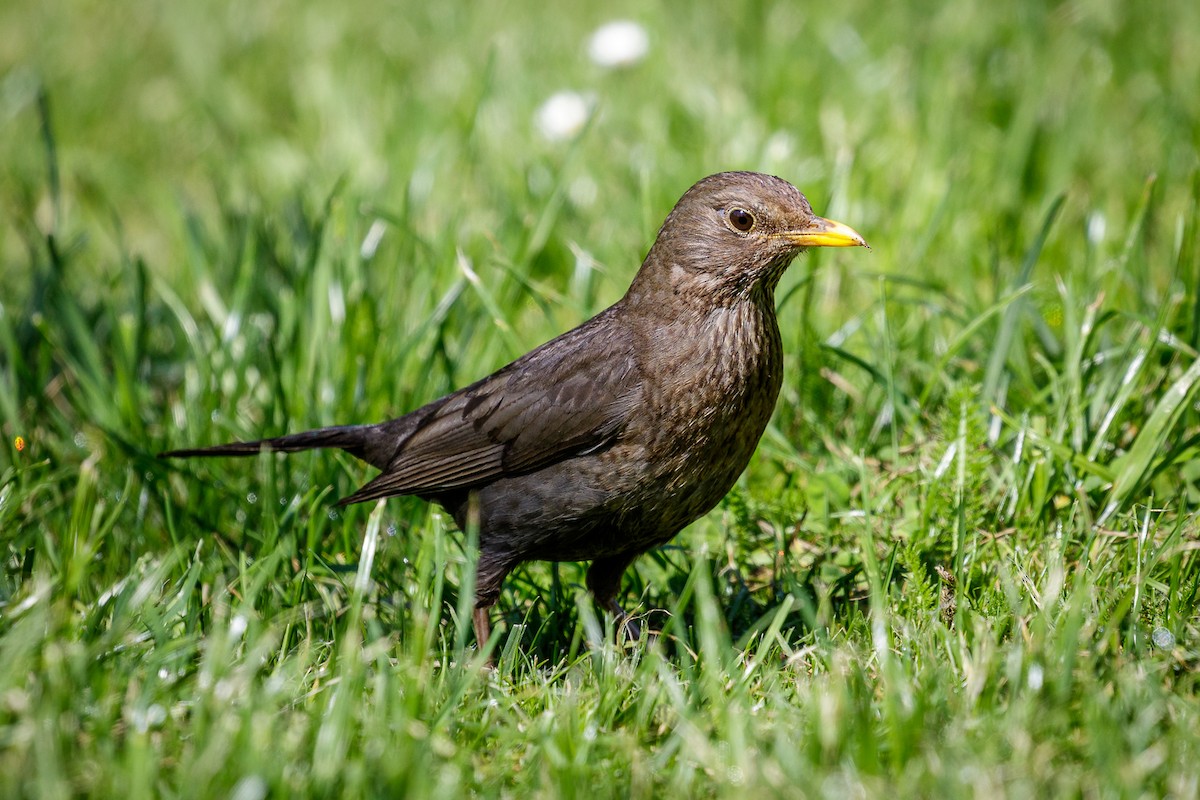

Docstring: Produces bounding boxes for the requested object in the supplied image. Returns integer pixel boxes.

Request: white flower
[1087,210,1107,245]
[588,20,649,68]
[1027,663,1044,691]
[535,91,591,141]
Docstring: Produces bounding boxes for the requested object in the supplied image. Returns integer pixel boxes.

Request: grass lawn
[2,0,1199,796]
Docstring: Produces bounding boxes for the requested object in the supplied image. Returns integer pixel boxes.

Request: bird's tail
[159,424,372,461]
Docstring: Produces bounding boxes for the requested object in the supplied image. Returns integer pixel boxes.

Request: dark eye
[728,208,755,232]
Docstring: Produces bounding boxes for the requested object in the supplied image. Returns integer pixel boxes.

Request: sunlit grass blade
[1098,352,1200,526]
[982,194,1066,405]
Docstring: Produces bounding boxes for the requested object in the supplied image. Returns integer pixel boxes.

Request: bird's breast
[613,300,784,536]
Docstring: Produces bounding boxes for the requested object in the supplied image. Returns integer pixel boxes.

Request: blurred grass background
[2,0,1200,796]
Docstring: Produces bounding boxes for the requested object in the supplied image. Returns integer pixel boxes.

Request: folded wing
[339,320,641,505]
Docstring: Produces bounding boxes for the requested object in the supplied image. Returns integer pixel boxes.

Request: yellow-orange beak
[778,216,869,249]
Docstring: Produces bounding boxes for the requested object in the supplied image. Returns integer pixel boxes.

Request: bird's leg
[586,552,642,641]
[472,553,515,666]
[472,604,493,655]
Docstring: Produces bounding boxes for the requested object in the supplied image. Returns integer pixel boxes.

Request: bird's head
[630,171,867,306]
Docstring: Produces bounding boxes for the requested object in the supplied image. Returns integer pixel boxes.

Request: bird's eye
[728,208,755,232]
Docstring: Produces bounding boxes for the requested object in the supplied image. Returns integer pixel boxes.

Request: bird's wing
[338,319,641,505]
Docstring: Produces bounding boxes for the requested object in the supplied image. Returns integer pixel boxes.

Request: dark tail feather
[159,425,372,460]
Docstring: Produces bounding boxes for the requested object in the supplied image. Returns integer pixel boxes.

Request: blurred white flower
[588,20,649,68]
[764,131,795,164]
[1087,210,1106,245]
[1026,663,1044,691]
[568,175,598,208]
[230,775,268,800]
[535,91,591,141]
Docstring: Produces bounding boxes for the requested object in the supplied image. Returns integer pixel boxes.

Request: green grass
[3,0,1200,796]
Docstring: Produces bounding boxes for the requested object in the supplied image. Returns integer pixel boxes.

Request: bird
[160,171,867,655]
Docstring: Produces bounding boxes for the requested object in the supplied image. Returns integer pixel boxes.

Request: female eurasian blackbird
[161,171,867,652]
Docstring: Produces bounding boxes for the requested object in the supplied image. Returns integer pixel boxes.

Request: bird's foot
[605,599,642,642]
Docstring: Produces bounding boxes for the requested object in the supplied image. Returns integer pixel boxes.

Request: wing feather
[339,312,641,505]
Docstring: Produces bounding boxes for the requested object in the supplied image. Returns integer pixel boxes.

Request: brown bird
[161,171,867,653]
